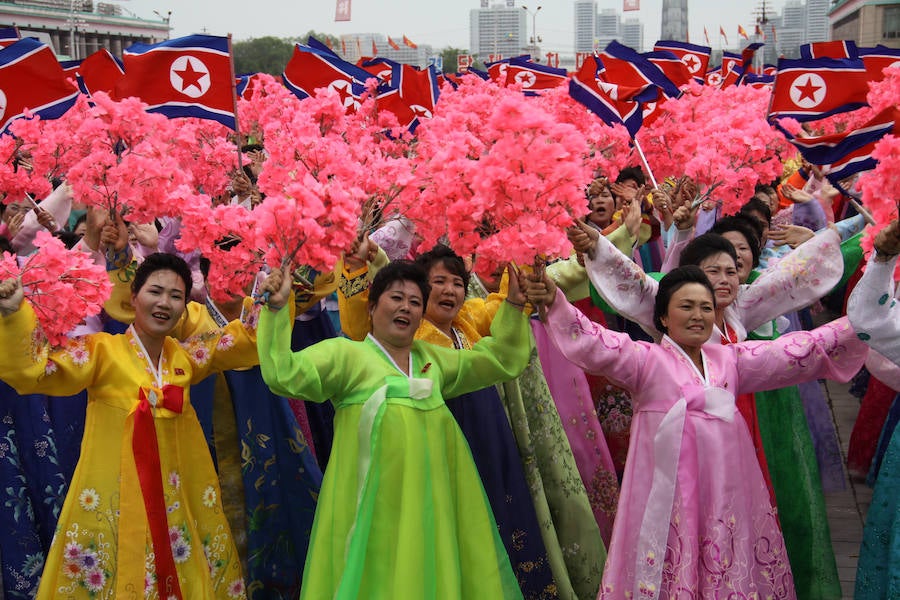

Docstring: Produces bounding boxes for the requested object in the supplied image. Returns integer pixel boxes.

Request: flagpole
[227,33,244,176]
[832,180,877,226]
[632,135,659,189]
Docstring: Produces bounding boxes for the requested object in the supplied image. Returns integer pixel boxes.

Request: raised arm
[734,316,867,395]
[583,230,659,333]
[734,228,844,333]
[847,221,900,365]
[0,280,98,396]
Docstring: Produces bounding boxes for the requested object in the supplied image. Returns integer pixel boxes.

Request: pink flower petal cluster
[408,76,597,273]
[250,88,366,271]
[638,82,791,214]
[858,134,900,277]
[177,199,261,303]
[0,231,111,346]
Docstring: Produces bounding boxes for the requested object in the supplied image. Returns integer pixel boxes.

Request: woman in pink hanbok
[524,265,867,599]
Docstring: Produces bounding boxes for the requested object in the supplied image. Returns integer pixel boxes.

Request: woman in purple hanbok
[524,265,867,599]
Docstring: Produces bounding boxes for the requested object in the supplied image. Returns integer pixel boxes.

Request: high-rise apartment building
[596,8,621,49]
[573,0,598,53]
[622,17,644,51]
[470,2,527,58]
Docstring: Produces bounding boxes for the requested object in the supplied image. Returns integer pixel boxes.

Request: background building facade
[0,0,169,58]
[830,0,900,48]
[469,1,527,59]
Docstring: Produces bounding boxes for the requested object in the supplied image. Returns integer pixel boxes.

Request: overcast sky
[123,0,782,54]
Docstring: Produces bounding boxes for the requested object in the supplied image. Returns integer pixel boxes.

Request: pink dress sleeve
[734,228,844,333]
[584,232,659,335]
[541,288,650,392]
[733,315,867,395]
[847,254,900,366]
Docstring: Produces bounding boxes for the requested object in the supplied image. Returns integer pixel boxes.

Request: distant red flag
[387,36,400,51]
[335,0,351,22]
[738,25,749,40]
[623,0,639,10]
[402,35,418,49]
[356,38,362,56]
[0,38,78,133]
[755,24,763,38]
[704,26,711,46]
[719,26,729,46]
[77,48,125,96]
[371,39,378,56]
[114,34,237,129]
[341,39,347,55]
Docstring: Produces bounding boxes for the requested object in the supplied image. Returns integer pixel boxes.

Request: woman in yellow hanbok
[0,253,259,600]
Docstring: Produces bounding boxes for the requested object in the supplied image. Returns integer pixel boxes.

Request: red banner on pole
[335,0,351,22]
[623,0,640,11]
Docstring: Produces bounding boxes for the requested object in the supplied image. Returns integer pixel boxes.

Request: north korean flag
[599,41,682,99]
[645,50,691,94]
[235,73,262,100]
[374,86,418,130]
[485,56,528,84]
[768,57,870,122]
[114,34,237,129]
[800,40,859,60]
[0,38,78,134]
[654,40,711,83]
[0,27,19,49]
[742,72,774,89]
[282,43,373,110]
[504,57,567,93]
[76,48,125,96]
[398,64,440,119]
[783,107,900,166]
[858,45,900,82]
[721,51,741,77]
[569,56,643,136]
[359,57,402,86]
[704,66,723,87]
[60,58,82,79]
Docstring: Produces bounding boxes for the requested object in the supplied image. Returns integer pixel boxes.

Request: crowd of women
[0,142,898,600]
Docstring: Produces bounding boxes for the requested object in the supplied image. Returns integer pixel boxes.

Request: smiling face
[425,262,466,331]
[659,282,715,352]
[720,230,754,283]
[131,270,187,341]
[370,279,424,350]
[697,252,739,309]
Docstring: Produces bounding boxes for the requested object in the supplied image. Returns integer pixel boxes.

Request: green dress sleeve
[257,305,350,402]
[433,301,533,399]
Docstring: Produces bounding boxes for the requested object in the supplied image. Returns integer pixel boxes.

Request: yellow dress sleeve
[338,263,372,341]
[0,301,100,396]
[181,304,262,384]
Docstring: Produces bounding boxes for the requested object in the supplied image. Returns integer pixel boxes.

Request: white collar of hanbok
[366,333,413,377]
[661,334,711,386]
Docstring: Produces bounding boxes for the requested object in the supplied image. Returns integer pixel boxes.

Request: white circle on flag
[376,68,392,82]
[328,79,360,110]
[642,101,657,118]
[681,53,701,74]
[498,63,509,79]
[0,89,6,121]
[169,56,211,98]
[409,104,433,119]
[789,73,827,109]
[890,60,900,70]
[707,72,722,86]
[514,71,537,88]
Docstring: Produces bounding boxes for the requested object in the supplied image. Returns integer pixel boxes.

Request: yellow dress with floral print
[0,301,260,600]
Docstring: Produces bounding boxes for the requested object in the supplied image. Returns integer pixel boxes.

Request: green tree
[233,31,341,75]
[233,36,293,75]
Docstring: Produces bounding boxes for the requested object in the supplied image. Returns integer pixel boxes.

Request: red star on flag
[174,58,205,93]
[793,76,821,103]
[682,55,699,72]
